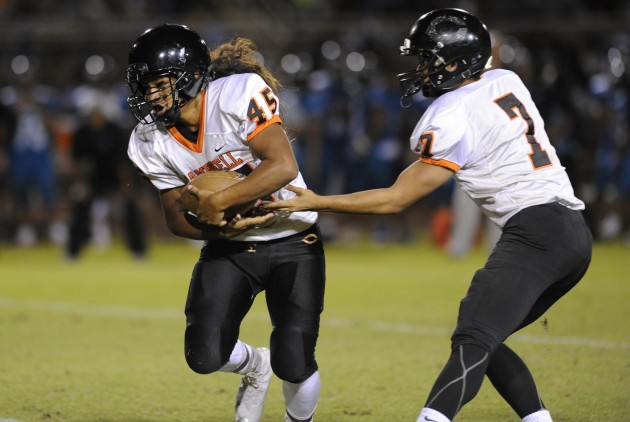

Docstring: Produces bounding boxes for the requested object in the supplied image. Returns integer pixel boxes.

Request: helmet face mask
[397,8,491,99]
[126,24,211,126]
[397,51,443,99]
[127,71,186,126]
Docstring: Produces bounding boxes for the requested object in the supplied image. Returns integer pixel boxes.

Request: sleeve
[222,74,283,143]
[127,126,185,191]
[409,101,469,173]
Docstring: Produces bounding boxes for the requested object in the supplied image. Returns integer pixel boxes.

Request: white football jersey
[410,69,584,227]
[128,73,317,241]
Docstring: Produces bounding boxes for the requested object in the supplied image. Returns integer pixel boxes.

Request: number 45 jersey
[128,72,317,240]
[410,68,584,228]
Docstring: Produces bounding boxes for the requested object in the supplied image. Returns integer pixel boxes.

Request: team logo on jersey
[187,151,244,180]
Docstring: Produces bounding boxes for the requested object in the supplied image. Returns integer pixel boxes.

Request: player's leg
[10,153,37,246]
[486,344,549,419]
[282,371,321,422]
[67,197,92,259]
[232,343,273,422]
[488,210,590,422]
[266,225,326,422]
[122,198,147,258]
[418,204,591,421]
[418,346,554,422]
[183,254,256,375]
[183,243,272,422]
[419,342,489,422]
[418,251,548,421]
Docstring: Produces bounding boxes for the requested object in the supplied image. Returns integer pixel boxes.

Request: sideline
[1,297,628,351]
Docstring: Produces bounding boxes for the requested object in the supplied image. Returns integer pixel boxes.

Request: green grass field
[0,238,628,421]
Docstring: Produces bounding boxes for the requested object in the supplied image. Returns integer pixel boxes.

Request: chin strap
[400,95,413,108]
[155,90,183,127]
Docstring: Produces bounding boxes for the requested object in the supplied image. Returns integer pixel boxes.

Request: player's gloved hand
[262,185,320,212]
[185,184,226,226]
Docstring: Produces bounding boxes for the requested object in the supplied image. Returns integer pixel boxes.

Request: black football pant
[184,224,326,384]
[426,203,592,419]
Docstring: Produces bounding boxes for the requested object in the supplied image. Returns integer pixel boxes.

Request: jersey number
[246,86,278,126]
[494,93,551,169]
[415,132,434,158]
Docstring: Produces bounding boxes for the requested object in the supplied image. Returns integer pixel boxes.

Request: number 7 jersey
[410,68,584,228]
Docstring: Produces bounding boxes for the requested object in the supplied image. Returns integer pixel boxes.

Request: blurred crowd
[0,0,628,256]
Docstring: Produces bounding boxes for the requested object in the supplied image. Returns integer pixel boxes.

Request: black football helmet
[398,8,491,99]
[126,23,212,126]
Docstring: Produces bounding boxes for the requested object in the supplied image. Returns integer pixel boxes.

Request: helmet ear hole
[445,62,458,72]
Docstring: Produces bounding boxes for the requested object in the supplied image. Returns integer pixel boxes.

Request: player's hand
[262,184,319,212]
[185,185,226,227]
[225,212,275,235]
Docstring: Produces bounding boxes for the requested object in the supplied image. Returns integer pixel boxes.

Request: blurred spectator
[66,105,147,259]
[0,101,17,243]
[0,2,628,245]
[357,75,409,244]
[5,85,66,247]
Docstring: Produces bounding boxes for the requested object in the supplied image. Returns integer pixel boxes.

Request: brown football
[178,171,256,220]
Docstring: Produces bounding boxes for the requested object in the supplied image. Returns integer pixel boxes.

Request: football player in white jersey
[126,24,325,422]
[265,8,592,422]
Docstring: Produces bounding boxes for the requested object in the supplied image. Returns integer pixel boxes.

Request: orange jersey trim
[247,115,282,142]
[167,90,207,153]
[420,156,461,172]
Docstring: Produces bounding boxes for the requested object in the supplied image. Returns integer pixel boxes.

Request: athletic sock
[219,340,255,374]
[486,344,547,418]
[284,371,321,421]
[417,407,450,422]
[424,343,489,419]
[522,409,553,422]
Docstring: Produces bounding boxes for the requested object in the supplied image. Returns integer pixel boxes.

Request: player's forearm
[215,159,297,210]
[161,192,231,240]
[319,161,452,214]
[315,188,408,215]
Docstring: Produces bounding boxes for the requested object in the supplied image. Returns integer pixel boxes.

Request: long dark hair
[209,38,281,94]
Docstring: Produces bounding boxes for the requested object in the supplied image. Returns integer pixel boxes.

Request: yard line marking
[1,298,628,351]
[0,298,181,319]
[335,318,630,351]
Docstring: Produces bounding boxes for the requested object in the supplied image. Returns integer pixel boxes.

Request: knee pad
[270,328,318,383]
[184,323,235,374]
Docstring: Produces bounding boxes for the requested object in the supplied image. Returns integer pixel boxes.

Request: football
[178,171,257,222]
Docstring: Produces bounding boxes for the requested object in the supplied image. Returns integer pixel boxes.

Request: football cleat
[235,347,272,422]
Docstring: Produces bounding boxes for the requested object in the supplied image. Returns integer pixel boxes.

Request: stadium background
[0,2,629,421]
[0,0,628,249]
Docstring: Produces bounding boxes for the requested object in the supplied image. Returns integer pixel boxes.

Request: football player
[126,24,325,422]
[264,8,592,422]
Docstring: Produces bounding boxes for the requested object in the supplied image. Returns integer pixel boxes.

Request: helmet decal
[425,15,467,44]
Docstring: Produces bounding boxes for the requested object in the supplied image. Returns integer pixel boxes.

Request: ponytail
[209,38,282,94]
